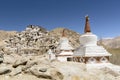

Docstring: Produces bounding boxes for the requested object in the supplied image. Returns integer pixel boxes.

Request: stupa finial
[84,15,91,33]
[62,29,66,37]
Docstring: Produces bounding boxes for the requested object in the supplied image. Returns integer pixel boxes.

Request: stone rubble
[3,25,58,56]
[0,66,11,75]
[0,49,120,80]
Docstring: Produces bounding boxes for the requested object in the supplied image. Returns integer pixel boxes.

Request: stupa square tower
[73,16,111,63]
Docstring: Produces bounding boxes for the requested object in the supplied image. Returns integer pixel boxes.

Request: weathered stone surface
[29,65,64,80]
[39,68,47,72]
[0,58,3,63]
[22,61,37,72]
[9,66,22,76]
[0,53,3,63]
[30,67,52,79]
[0,67,11,75]
[0,54,120,80]
[13,59,27,68]
[3,54,16,64]
[101,67,120,77]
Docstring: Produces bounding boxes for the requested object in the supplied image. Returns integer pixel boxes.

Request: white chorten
[73,16,111,63]
[48,49,56,60]
[56,29,74,62]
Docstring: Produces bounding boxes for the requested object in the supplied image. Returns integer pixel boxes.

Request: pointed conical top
[62,29,66,37]
[84,15,91,33]
[48,49,52,54]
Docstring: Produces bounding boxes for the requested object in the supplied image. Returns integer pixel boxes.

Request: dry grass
[0,30,16,41]
[107,48,120,65]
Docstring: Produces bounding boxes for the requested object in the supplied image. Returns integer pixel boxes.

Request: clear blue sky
[0,0,120,38]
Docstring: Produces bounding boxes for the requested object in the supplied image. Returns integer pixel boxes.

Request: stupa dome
[56,29,74,51]
[80,32,97,46]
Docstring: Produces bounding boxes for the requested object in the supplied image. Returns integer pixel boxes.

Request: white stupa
[73,16,111,64]
[48,49,56,61]
[56,29,74,62]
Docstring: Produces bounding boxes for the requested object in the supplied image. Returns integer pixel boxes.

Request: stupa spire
[84,15,91,33]
[62,29,66,37]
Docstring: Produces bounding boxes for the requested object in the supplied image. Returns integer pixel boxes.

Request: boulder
[29,65,64,80]
[39,68,47,72]
[9,66,22,76]
[3,54,16,64]
[0,67,11,75]
[22,60,37,72]
[0,58,3,63]
[30,67,52,79]
[12,59,27,68]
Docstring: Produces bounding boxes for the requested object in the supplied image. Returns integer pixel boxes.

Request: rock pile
[0,53,120,80]
[0,52,64,80]
[2,26,80,56]
[3,25,58,55]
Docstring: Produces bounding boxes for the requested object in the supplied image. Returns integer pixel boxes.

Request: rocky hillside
[98,37,120,65]
[1,25,51,55]
[0,25,120,80]
[0,25,80,55]
[100,36,120,49]
[48,28,80,48]
[0,30,16,45]
[0,26,120,65]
